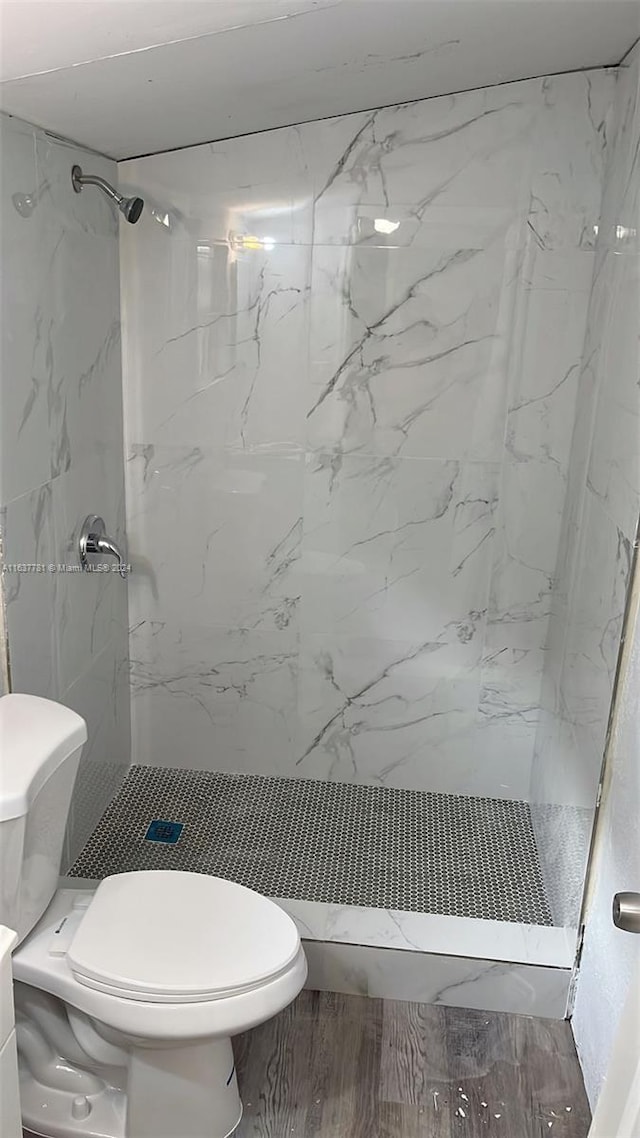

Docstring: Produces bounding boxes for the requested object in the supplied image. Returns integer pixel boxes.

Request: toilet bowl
[13,874,307,1138]
[0,694,307,1138]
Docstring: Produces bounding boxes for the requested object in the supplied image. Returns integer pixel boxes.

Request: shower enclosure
[2,43,638,1020]
[80,51,637,1017]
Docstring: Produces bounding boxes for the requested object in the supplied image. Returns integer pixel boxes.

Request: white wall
[119,69,613,798]
[0,113,131,866]
[572,568,640,1108]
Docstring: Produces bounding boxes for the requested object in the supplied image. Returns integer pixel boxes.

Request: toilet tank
[0,695,87,943]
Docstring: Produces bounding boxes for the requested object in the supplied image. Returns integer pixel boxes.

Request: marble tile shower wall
[120,71,615,797]
[531,43,640,927]
[0,113,131,865]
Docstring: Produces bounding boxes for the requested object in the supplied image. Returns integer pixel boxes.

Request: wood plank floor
[233,992,591,1138]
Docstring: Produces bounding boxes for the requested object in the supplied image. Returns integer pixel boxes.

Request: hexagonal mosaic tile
[69,766,552,925]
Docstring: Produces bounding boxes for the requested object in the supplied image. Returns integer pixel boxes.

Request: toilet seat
[67,870,301,1004]
[14,888,307,1042]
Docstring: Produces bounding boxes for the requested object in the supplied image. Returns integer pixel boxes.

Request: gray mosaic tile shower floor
[69,766,553,925]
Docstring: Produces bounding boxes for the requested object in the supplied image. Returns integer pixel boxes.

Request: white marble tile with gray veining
[123,238,310,453]
[0,114,51,503]
[479,646,545,723]
[119,69,617,798]
[298,454,498,642]
[129,620,298,774]
[127,445,303,634]
[1,482,58,699]
[279,898,574,967]
[305,80,539,216]
[561,489,633,760]
[505,257,592,471]
[302,940,570,1016]
[528,70,614,251]
[61,642,130,866]
[296,633,482,787]
[52,456,128,696]
[586,251,640,542]
[488,459,566,650]
[529,47,639,921]
[1,121,125,528]
[1,112,131,850]
[307,240,511,461]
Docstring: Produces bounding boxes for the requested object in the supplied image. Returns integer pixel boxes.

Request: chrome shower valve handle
[79,515,128,578]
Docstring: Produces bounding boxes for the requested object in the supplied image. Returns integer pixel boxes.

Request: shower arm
[71,164,144,224]
[71,168,123,206]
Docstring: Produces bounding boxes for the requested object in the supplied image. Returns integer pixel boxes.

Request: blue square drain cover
[144,819,184,844]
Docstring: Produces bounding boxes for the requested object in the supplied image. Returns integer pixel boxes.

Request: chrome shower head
[71,164,144,224]
[121,194,144,224]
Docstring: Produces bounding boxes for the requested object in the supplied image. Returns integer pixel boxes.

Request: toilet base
[18,1008,242,1138]
[126,1036,242,1138]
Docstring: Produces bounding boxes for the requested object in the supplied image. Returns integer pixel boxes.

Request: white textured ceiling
[1,0,639,160]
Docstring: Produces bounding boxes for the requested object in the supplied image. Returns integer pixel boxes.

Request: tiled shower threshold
[69,766,575,973]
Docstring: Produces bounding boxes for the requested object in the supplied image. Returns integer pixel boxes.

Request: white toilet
[0,693,307,1138]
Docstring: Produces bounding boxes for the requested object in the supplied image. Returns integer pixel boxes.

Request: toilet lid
[67,871,301,1003]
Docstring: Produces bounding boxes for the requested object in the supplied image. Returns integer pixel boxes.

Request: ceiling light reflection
[374,218,401,235]
[229,231,276,251]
